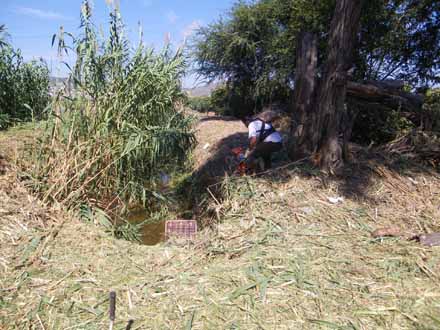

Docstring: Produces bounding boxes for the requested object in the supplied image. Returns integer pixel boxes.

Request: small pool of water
[127,210,166,245]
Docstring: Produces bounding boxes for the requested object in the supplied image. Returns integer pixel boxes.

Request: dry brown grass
[2,120,440,329]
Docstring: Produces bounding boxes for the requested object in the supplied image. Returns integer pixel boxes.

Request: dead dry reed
[2,148,440,329]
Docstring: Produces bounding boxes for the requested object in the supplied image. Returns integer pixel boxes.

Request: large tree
[289,0,364,172]
[314,0,364,171]
[192,0,440,114]
[192,0,333,114]
[355,0,440,86]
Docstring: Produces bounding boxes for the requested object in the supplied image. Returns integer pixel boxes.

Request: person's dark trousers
[245,142,282,171]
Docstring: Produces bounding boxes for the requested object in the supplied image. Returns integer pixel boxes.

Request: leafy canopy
[192,0,440,101]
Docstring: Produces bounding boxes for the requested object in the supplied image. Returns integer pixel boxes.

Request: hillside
[184,82,221,97]
[1,117,440,329]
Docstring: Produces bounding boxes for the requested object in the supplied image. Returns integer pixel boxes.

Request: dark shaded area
[125,320,134,330]
[328,148,435,202]
[185,125,439,214]
[272,143,438,204]
[127,209,166,245]
[198,115,240,123]
[182,131,249,222]
[193,132,249,180]
[0,154,7,175]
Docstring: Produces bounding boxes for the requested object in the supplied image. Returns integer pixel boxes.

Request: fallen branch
[347,81,424,112]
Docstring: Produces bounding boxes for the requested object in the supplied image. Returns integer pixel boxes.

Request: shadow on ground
[187,117,439,210]
[329,148,439,202]
[198,115,240,123]
[191,131,248,186]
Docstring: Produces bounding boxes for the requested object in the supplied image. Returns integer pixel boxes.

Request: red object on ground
[237,162,248,176]
[165,220,198,239]
[230,146,250,175]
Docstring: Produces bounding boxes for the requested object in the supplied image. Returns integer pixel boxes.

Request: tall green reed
[0,25,50,130]
[28,1,196,225]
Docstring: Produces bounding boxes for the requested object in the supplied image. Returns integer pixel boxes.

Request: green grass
[0,121,44,159]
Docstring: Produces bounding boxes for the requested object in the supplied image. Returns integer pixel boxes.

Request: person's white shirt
[248,120,282,143]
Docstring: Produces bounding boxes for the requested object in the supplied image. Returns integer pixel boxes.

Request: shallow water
[127,210,166,245]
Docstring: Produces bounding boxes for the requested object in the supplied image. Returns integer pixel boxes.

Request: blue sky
[1,0,234,87]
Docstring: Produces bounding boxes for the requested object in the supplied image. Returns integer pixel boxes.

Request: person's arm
[249,136,257,150]
[246,121,258,155]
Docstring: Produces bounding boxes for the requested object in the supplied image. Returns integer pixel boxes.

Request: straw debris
[2,118,440,329]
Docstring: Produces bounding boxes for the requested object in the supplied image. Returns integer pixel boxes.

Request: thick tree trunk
[288,32,318,160]
[315,0,364,172]
[288,0,365,171]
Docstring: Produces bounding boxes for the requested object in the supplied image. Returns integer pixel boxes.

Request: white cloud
[182,20,202,39]
[166,11,179,24]
[105,0,120,8]
[15,6,72,20]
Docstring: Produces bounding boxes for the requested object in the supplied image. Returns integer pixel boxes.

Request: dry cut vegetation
[2,116,440,329]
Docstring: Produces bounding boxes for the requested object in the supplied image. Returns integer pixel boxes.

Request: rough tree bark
[288,31,318,160]
[315,0,364,172]
[289,0,364,172]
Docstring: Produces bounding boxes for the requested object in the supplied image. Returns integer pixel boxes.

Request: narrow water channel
[127,210,166,245]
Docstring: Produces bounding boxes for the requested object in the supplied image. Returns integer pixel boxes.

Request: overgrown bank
[2,116,440,329]
[22,2,195,241]
[2,0,440,327]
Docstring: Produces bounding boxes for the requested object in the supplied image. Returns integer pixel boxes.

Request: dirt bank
[193,114,248,176]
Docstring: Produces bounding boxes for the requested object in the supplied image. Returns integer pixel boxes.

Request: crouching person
[242,116,283,173]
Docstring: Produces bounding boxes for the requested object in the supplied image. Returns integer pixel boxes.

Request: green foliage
[352,89,440,145]
[422,89,440,132]
[187,84,264,117]
[192,0,306,116]
[192,0,440,117]
[210,85,230,115]
[192,0,333,83]
[0,29,50,130]
[187,96,212,113]
[351,104,414,145]
[79,204,143,242]
[0,24,8,48]
[28,1,196,227]
[355,0,440,86]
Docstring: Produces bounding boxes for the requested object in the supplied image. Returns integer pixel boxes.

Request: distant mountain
[49,77,221,97]
[184,82,222,97]
[50,76,68,84]
[49,76,68,90]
